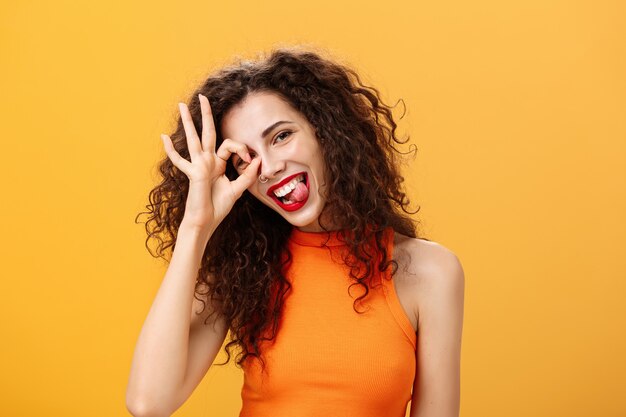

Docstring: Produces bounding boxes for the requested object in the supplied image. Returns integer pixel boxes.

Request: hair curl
[136,46,427,376]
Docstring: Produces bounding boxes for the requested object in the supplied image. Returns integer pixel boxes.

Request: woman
[126,47,465,417]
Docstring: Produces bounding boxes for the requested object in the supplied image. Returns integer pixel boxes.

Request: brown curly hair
[136,46,427,376]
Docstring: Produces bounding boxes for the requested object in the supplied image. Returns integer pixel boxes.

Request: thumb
[230,158,261,198]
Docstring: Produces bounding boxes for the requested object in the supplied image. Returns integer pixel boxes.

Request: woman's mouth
[268,172,310,212]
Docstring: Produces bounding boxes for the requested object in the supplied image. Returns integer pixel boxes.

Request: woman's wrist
[179,218,216,243]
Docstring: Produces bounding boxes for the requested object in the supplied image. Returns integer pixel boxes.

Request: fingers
[161,134,192,174]
[198,94,217,153]
[178,102,203,156]
[216,138,252,166]
[230,157,261,198]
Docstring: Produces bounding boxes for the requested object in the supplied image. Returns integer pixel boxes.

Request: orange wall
[1,0,624,416]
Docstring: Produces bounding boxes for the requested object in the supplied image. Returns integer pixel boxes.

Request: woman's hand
[160,94,260,231]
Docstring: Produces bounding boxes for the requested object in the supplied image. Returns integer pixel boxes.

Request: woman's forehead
[221,92,303,143]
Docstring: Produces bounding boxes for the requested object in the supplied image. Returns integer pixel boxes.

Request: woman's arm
[126,95,260,416]
[409,242,465,417]
[126,222,226,417]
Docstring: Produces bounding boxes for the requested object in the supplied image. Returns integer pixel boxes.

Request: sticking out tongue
[283,181,309,203]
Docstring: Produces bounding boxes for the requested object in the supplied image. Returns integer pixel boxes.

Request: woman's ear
[313,126,325,144]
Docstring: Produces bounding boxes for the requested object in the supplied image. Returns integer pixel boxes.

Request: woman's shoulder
[392,231,457,259]
[392,231,464,288]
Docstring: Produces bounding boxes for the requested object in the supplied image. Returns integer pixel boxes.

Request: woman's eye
[274,131,292,143]
[235,158,249,169]
[235,152,256,169]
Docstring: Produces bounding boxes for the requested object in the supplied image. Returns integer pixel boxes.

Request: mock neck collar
[288,227,348,247]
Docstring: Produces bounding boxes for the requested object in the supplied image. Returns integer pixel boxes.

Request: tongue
[284,181,309,203]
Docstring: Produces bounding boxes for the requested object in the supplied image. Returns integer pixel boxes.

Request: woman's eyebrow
[261,120,294,139]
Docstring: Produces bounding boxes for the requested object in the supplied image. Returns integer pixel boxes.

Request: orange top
[239,227,417,417]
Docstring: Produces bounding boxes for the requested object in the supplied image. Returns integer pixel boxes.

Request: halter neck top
[239,226,417,417]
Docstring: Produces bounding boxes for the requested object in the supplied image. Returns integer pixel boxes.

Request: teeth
[273,174,305,197]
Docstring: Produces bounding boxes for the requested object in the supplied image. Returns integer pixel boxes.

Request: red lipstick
[266,172,310,212]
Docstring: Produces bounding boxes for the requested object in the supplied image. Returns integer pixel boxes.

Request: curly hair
[136,46,426,376]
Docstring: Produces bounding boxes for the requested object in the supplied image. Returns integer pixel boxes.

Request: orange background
[1,1,624,416]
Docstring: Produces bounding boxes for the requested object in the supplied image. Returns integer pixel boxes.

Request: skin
[149,91,465,417]
[393,233,465,417]
[127,95,262,416]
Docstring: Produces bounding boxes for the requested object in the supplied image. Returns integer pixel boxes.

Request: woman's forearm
[126,221,215,416]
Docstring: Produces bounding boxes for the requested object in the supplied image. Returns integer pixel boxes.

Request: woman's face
[220,91,330,232]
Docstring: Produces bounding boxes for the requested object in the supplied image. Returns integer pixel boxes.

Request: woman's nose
[258,154,285,180]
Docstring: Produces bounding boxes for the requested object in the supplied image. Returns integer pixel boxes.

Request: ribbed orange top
[239,227,416,417]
